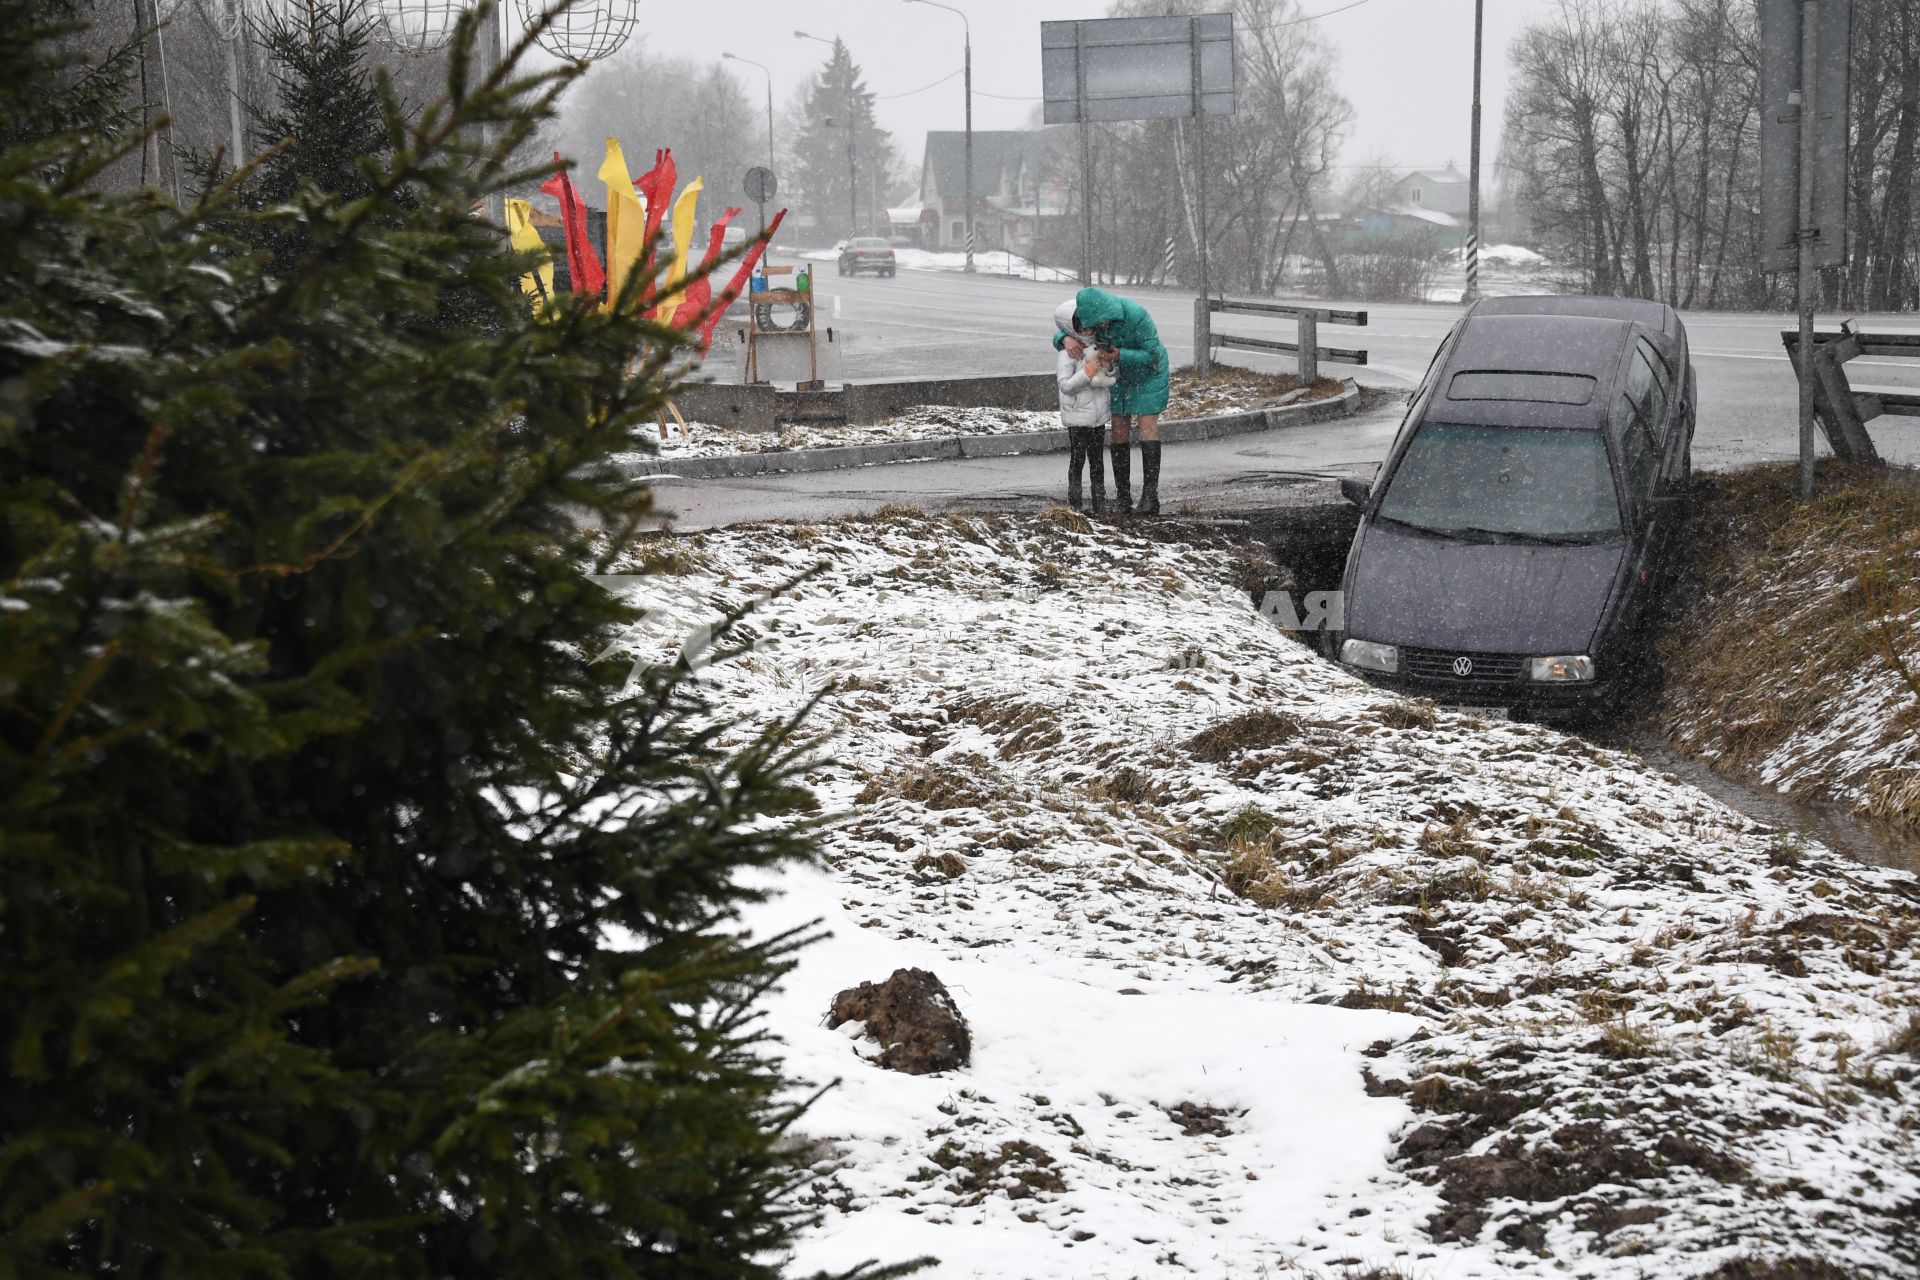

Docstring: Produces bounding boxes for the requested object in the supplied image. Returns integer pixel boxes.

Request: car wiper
[1434,526,1613,546]
[1374,515,1454,539]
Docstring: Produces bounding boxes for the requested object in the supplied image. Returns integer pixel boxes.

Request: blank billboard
[1041,14,1235,125]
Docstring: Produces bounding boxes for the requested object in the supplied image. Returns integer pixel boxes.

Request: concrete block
[672,382,779,432]
[844,373,1057,425]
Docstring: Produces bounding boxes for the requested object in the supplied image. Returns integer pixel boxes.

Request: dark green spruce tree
[0,1,916,1275]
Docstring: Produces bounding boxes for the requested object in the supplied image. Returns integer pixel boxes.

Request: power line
[1249,0,1376,31]
[876,67,962,99]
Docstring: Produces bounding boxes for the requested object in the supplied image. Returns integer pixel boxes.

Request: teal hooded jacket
[1053,287,1171,416]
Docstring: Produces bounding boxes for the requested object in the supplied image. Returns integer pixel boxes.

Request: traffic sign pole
[1796,0,1819,501]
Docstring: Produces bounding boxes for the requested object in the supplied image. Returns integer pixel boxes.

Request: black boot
[1087,432,1108,514]
[1109,441,1132,516]
[1138,440,1162,516]
[1067,428,1087,510]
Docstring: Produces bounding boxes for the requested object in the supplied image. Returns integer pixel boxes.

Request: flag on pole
[538,155,604,299]
[597,138,648,310]
[671,204,743,333]
[504,198,555,311]
[655,176,705,320]
[634,148,676,307]
[698,208,786,355]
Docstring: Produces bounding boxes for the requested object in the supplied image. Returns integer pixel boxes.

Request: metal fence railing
[1195,298,1369,383]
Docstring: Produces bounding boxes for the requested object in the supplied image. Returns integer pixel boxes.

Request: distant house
[1390,167,1472,219]
[913,129,1073,253]
[1339,166,1475,251]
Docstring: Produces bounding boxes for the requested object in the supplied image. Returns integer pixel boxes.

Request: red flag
[698,208,786,355]
[538,154,605,299]
[670,205,743,332]
[634,148,676,312]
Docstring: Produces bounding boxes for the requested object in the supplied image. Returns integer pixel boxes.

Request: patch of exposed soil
[828,967,972,1075]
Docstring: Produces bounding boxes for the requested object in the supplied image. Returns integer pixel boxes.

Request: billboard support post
[1042,14,1236,296]
[1796,0,1819,501]
[1759,0,1851,498]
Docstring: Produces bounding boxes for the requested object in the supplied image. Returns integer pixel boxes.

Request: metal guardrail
[1195,297,1369,382]
[1780,324,1920,467]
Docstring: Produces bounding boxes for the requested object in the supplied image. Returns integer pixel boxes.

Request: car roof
[1435,313,1633,430]
[1468,293,1682,341]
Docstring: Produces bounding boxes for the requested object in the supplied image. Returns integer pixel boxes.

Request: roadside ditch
[1175,466,1920,874]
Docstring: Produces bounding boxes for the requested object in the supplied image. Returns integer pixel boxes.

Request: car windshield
[1376,423,1622,541]
[852,238,889,249]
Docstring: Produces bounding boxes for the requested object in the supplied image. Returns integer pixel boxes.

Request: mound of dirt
[828,967,972,1075]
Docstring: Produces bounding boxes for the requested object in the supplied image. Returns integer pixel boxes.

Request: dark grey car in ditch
[1330,296,1695,719]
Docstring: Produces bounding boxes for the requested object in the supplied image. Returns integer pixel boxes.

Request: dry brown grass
[855,757,1003,810]
[1379,700,1438,730]
[1651,463,1920,825]
[1186,708,1302,762]
[1163,364,1346,420]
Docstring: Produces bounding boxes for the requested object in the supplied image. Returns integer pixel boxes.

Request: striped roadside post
[1163,235,1176,284]
[965,224,975,273]
[1464,233,1480,302]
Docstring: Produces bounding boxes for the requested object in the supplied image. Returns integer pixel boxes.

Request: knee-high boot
[1109,441,1133,515]
[1137,441,1162,516]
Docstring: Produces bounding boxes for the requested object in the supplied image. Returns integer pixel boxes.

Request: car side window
[1612,394,1659,508]
[1627,345,1669,444]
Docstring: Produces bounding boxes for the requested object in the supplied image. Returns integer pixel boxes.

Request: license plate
[1439,704,1509,720]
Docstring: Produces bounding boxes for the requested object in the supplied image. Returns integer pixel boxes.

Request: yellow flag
[505,199,555,313]
[597,137,647,311]
[656,176,704,319]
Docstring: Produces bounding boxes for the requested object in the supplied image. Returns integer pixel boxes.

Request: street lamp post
[1465,0,1484,303]
[796,30,859,239]
[904,0,972,271]
[721,51,777,234]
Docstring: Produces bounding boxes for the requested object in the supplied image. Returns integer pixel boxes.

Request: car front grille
[1401,647,1527,682]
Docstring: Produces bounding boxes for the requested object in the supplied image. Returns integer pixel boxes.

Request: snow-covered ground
[1425,244,1563,304]
[616,372,1335,464]
[603,511,1920,1279]
[612,405,1063,465]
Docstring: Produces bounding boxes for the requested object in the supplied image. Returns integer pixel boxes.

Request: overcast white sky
[589,0,1566,179]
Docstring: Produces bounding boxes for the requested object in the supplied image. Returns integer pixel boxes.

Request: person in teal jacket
[1054,287,1171,514]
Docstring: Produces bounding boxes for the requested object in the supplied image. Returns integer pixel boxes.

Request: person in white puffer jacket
[1053,298,1118,513]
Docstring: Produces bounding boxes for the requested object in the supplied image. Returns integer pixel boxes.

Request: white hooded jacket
[1053,298,1116,428]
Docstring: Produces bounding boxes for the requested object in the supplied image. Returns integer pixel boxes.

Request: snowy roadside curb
[622,381,1359,481]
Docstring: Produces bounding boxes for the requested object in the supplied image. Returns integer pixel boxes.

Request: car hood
[1344,521,1625,655]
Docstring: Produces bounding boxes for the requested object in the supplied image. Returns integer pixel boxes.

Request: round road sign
[743,165,778,204]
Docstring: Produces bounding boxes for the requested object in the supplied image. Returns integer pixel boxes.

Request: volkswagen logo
[1452,656,1475,678]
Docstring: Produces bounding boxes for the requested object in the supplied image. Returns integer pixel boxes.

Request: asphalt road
[660,266,1920,531]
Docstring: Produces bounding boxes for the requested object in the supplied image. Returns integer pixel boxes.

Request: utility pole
[1465,0,1484,304]
[903,3,973,267]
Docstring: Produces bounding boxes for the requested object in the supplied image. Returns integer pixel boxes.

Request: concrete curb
[628,382,1360,480]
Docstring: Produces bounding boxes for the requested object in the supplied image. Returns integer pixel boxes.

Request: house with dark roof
[915,128,1073,254]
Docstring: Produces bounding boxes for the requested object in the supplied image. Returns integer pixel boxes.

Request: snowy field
[802,245,1076,282]
[603,511,1920,1279]
[1425,244,1563,303]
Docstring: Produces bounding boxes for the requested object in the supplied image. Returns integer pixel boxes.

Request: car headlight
[1340,638,1400,674]
[1529,654,1596,683]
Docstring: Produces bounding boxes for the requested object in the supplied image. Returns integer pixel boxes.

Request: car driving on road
[838,236,897,278]
[1329,295,1696,720]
